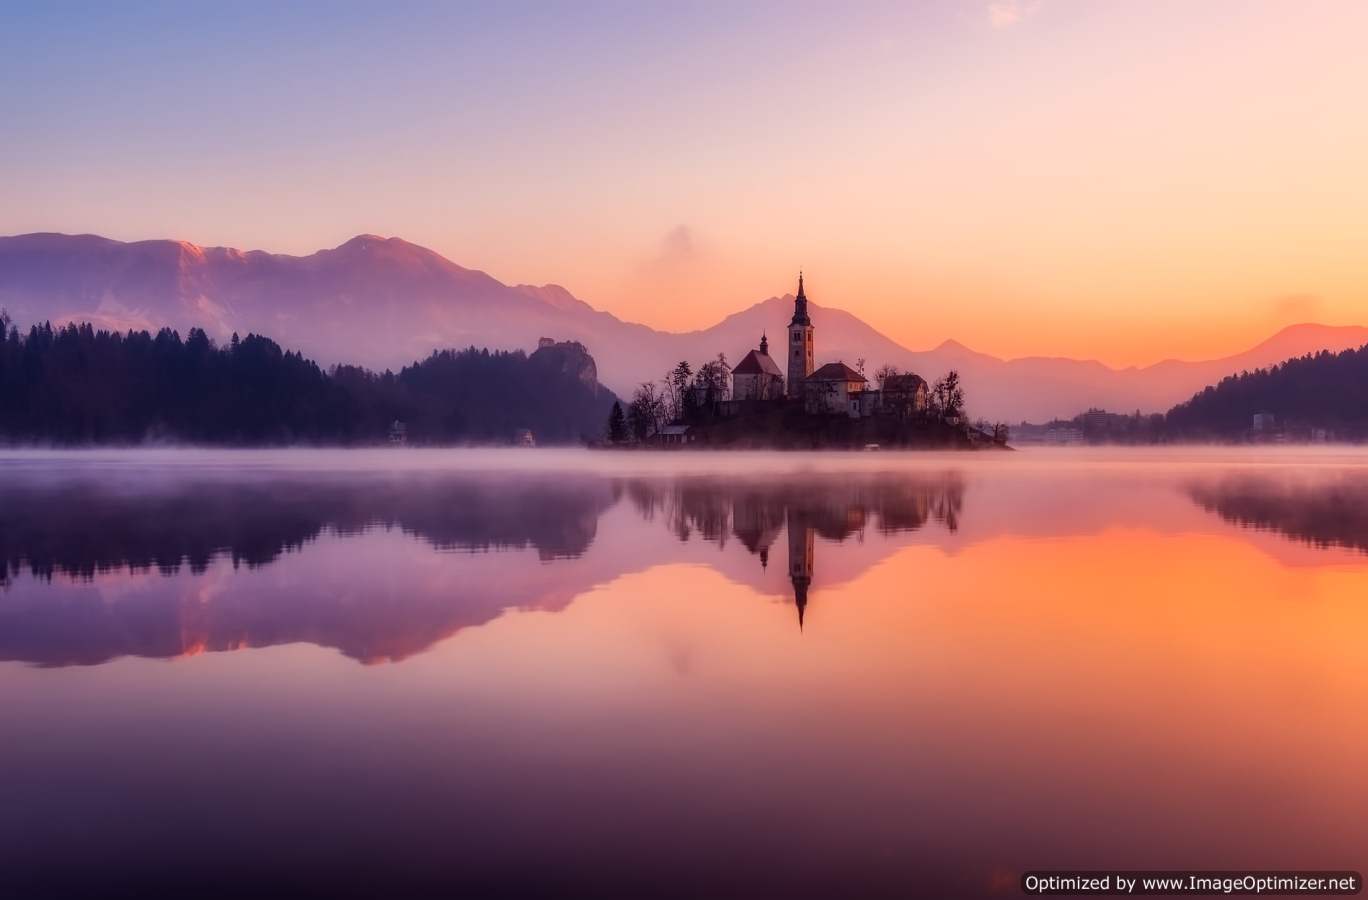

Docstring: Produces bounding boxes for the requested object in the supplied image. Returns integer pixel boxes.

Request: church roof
[806,361,867,383]
[733,348,783,377]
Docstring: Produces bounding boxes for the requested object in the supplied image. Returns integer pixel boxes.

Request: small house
[654,424,695,446]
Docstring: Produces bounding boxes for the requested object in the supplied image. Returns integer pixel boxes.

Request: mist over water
[2,448,1365,897]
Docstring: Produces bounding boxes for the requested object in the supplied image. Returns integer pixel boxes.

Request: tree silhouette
[0,322,616,445]
[930,371,964,419]
[665,360,692,421]
[628,382,665,440]
[607,401,627,444]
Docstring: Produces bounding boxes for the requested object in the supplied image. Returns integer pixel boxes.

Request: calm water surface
[1,448,1366,898]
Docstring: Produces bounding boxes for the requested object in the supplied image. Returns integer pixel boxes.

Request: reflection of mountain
[1188,475,1368,555]
[0,469,967,666]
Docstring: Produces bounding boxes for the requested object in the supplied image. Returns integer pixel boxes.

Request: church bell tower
[786,272,815,399]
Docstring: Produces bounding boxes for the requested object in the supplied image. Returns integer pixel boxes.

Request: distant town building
[1252,411,1276,432]
[803,361,868,416]
[1044,424,1084,445]
[654,424,696,446]
[786,273,815,398]
[388,420,407,445]
[1081,408,1110,435]
[514,428,536,447]
[732,333,785,400]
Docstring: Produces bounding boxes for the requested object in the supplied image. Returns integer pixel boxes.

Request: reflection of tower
[786,510,814,630]
[786,272,815,399]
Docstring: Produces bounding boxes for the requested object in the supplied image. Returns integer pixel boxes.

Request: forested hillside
[0,316,615,444]
[1165,344,1368,439]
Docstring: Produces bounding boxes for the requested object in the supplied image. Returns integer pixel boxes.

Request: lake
[1,448,1365,898]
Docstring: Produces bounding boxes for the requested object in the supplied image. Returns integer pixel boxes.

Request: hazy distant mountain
[0,231,656,372]
[4,231,1366,422]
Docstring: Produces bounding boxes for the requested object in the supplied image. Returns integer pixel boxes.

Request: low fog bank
[3,444,1368,483]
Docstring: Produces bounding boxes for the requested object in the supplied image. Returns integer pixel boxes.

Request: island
[602,275,1010,450]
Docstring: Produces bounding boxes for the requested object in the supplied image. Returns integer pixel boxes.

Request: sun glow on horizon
[4,1,1368,366]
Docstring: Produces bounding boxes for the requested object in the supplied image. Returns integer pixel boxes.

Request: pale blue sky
[5,1,1368,363]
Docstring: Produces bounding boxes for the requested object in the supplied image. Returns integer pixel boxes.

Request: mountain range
[4,231,1366,422]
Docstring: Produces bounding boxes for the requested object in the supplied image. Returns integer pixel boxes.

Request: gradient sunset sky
[4,0,1367,365]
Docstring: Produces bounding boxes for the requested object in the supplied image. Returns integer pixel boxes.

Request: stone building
[731,334,785,401]
[802,362,868,416]
[879,373,929,418]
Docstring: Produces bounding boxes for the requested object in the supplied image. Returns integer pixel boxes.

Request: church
[731,333,784,400]
[731,273,927,418]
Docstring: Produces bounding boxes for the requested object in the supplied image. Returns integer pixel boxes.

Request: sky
[3,0,1368,365]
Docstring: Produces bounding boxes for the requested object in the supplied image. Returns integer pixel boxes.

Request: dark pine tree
[607,401,627,444]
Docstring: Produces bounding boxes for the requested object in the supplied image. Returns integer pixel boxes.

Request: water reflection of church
[787,510,814,630]
[722,476,964,630]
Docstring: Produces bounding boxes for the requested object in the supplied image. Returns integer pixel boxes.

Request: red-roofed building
[732,333,785,401]
[803,361,868,416]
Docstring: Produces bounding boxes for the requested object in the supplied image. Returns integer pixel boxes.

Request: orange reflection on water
[420,526,1368,884]
[3,453,1368,896]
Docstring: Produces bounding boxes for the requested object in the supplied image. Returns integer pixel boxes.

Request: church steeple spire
[790,271,810,326]
[760,332,769,355]
[785,271,815,398]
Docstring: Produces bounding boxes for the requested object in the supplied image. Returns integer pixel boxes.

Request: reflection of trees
[624,473,967,631]
[623,473,965,554]
[0,474,622,667]
[1188,475,1368,554]
[0,475,619,583]
[0,469,968,664]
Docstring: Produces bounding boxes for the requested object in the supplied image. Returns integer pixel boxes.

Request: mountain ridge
[4,231,1366,421]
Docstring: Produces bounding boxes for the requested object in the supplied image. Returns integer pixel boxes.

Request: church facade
[731,333,785,400]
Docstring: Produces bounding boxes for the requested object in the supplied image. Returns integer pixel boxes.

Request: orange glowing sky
[4,2,1368,365]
